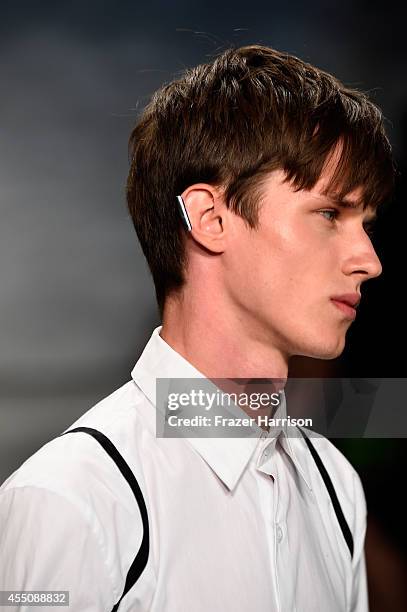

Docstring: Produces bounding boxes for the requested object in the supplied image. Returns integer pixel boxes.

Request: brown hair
[126,44,395,317]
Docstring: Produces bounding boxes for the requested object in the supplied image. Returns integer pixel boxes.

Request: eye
[318,209,339,223]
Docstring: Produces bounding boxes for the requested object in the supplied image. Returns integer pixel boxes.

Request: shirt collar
[131,326,312,492]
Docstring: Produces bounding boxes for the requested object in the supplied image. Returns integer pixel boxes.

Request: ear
[180,184,228,253]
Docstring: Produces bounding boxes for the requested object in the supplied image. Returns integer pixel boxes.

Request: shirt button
[276,525,283,543]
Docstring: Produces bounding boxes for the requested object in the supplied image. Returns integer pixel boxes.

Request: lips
[330,293,361,308]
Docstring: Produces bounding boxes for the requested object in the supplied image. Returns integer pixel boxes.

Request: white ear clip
[176,195,192,232]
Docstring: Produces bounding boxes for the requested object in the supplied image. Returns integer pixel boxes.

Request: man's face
[223,168,382,360]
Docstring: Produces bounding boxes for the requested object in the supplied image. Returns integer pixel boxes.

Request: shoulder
[0,379,151,589]
[0,381,154,595]
[1,378,153,506]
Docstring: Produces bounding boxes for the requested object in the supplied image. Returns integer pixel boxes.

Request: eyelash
[318,209,376,237]
[318,209,339,223]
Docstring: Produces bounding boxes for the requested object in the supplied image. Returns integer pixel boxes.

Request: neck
[160,291,289,386]
[160,292,288,431]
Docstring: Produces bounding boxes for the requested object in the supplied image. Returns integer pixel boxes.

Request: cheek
[223,235,271,304]
[229,242,298,307]
[226,220,336,303]
[255,249,333,317]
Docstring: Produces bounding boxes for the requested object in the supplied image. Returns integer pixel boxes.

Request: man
[0,45,395,611]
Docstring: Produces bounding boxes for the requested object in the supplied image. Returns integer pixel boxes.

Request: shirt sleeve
[349,471,369,612]
[0,485,118,612]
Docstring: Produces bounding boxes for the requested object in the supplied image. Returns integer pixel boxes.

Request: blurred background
[0,0,406,608]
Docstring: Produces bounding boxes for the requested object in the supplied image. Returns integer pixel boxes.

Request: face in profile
[223,167,381,361]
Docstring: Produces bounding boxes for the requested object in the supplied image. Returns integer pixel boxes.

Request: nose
[342,233,383,281]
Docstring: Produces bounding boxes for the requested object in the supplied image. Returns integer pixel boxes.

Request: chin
[293,335,346,361]
[316,340,346,360]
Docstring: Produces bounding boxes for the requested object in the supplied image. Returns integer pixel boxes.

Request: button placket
[263,447,270,459]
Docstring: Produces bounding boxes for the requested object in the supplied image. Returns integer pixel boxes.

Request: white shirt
[0,326,369,611]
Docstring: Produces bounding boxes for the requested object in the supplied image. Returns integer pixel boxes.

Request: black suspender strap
[60,427,150,612]
[297,426,354,559]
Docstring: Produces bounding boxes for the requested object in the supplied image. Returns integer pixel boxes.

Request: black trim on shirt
[297,426,354,558]
[60,427,150,611]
